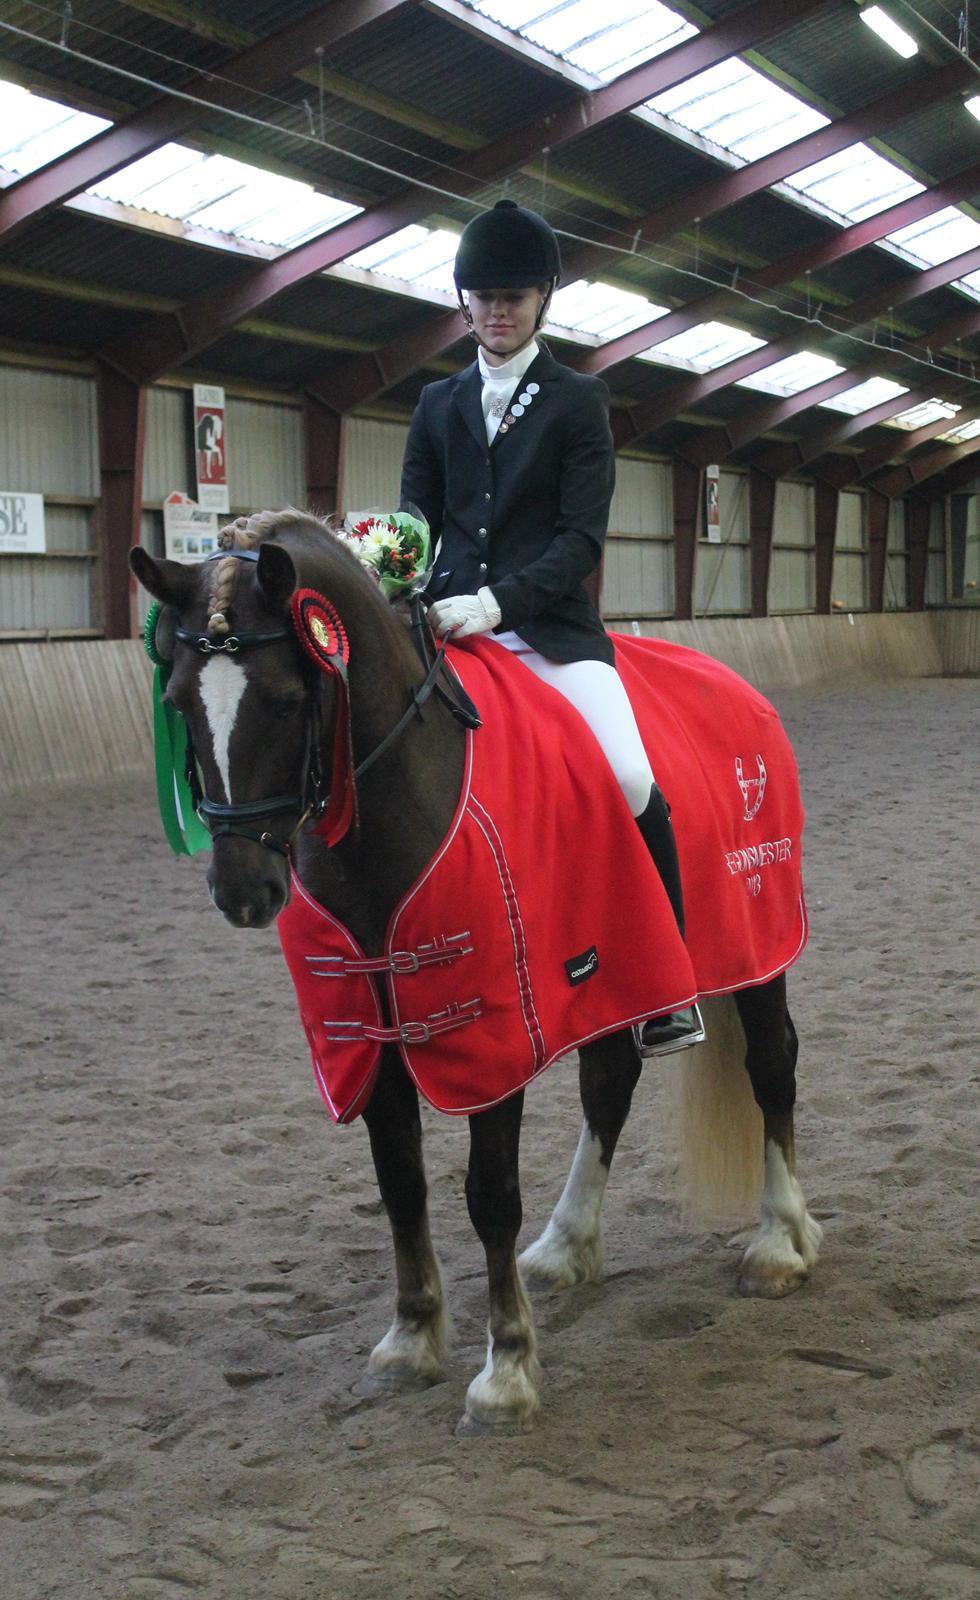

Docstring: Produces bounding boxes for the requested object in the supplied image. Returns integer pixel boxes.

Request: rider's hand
[428,587,502,640]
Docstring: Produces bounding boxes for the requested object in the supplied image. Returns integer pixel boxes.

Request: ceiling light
[859,6,918,58]
[966,96,980,122]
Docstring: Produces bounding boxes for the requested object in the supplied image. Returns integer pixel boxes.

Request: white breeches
[487,631,655,817]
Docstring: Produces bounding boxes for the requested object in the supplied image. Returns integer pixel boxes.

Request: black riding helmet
[454,198,562,291]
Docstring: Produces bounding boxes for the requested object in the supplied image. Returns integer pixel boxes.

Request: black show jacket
[400,342,616,665]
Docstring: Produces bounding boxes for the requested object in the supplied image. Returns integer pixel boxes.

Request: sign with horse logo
[193,383,229,513]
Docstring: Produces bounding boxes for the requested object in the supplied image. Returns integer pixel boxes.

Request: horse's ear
[130,545,196,608]
[256,542,297,614]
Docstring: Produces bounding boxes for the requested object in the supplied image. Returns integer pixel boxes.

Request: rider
[400,198,701,1056]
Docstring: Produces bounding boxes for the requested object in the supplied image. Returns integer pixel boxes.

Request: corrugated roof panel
[640,320,767,371]
[818,376,909,414]
[785,142,924,223]
[550,279,665,335]
[472,1,697,80]
[939,416,980,442]
[87,139,360,247]
[0,80,110,175]
[888,397,960,429]
[886,207,980,267]
[650,57,828,161]
[736,350,844,396]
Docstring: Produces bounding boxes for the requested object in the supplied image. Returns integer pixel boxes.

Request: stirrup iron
[632,1002,706,1060]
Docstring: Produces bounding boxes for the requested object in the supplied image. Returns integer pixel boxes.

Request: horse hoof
[737,1264,809,1299]
[518,1233,601,1291]
[455,1408,536,1438]
[356,1367,439,1397]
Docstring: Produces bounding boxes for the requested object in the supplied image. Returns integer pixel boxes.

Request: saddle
[277,635,807,1122]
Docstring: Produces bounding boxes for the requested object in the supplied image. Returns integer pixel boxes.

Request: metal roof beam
[97,0,843,383]
[0,0,411,245]
[586,157,980,375]
[868,432,980,494]
[611,224,980,451]
[567,57,976,282]
[819,398,980,486]
[304,36,971,415]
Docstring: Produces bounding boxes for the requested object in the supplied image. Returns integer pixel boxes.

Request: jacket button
[478,527,487,537]
[484,491,491,501]
[479,562,487,574]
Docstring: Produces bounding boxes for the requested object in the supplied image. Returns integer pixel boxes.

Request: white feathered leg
[519,1123,608,1289]
[738,1139,822,1298]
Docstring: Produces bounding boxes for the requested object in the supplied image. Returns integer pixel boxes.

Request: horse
[130,508,822,1436]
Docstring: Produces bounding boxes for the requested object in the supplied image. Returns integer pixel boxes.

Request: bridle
[173,558,479,859]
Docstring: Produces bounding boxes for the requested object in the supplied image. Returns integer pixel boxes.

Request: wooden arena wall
[0,612,975,796]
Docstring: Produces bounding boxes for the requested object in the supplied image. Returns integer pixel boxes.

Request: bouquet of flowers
[333,506,434,600]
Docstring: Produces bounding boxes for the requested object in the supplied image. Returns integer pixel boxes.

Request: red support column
[304,392,344,515]
[814,479,838,614]
[866,488,890,612]
[748,467,776,618]
[907,496,930,612]
[672,456,701,620]
[96,360,146,639]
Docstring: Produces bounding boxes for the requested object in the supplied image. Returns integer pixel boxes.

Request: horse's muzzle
[207,843,290,929]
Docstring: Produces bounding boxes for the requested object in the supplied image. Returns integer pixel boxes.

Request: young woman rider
[400,199,702,1055]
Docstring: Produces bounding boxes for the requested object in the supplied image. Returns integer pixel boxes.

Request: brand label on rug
[564,945,599,987]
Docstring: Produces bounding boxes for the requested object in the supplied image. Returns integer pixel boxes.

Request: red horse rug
[277,634,807,1122]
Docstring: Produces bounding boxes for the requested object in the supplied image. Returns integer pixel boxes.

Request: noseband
[172,554,479,860]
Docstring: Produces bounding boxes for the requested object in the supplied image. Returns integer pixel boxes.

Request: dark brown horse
[131,510,821,1435]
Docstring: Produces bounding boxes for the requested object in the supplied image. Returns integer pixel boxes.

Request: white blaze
[199,655,248,803]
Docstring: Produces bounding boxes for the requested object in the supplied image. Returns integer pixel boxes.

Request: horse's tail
[663,994,763,1227]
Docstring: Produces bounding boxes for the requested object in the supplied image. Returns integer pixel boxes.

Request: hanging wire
[2,6,980,396]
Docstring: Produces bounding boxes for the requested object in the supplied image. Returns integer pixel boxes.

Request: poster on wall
[705,464,721,544]
[193,383,229,513]
[0,491,46,553]
[163,491,219,565]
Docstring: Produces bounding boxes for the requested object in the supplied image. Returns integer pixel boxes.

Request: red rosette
[290,589,349,674]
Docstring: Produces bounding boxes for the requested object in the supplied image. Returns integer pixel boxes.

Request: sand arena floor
[2,677,977,1600]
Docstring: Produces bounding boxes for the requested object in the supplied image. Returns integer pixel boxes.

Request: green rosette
[144,601,211,857]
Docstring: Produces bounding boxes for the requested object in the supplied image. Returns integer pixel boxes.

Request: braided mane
[205,508,329,634]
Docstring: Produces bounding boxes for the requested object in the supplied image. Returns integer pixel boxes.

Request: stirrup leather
[632,1002,706,1060]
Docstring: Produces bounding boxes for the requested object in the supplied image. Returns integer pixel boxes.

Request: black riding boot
[633,785,704,1056]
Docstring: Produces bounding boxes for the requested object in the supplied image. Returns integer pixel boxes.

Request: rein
[178,577,479,859]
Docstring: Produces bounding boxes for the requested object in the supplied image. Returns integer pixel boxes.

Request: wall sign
[193,383,229,513]
[0,491,46,554]
[163,490,218,565]
[705,464,721,544]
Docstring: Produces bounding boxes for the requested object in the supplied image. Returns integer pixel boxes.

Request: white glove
[428,586,502,639]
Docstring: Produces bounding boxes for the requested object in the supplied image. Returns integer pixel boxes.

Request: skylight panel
[470,1,697,81]
[90,144,208,206]
[736,350,844,397]
[549,279,666,336]
[0,80,109,176]
[818,376,908,414]
[939,416,980,443]
[640,320,767,371]
[888,398,959,429]
[650,57,828,162]
[113,152,254,222]
[345,226,432,272]
[346,227,459,291]
[885,207,980,267]
[951,265,980,303]
[785,143,923,223]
